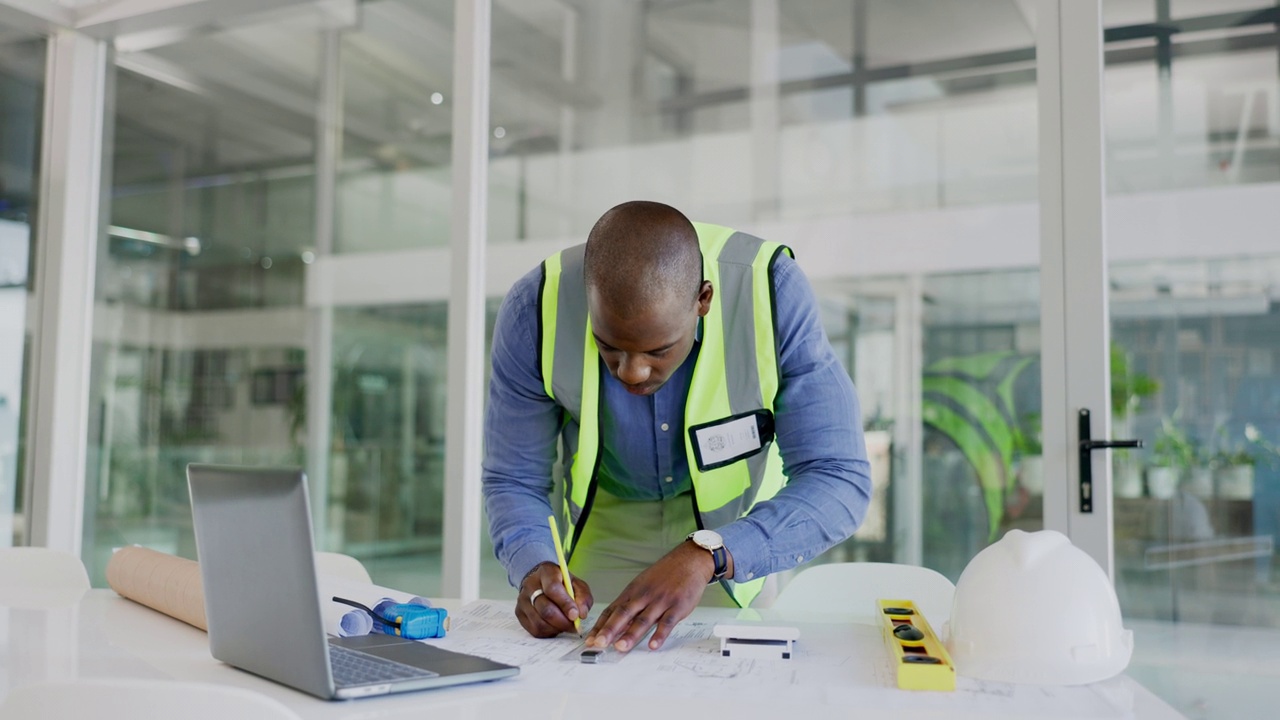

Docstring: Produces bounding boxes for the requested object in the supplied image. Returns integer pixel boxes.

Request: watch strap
[709,546,728,584]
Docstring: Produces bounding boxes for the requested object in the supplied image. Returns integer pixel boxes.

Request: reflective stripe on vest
[537,223,792,607]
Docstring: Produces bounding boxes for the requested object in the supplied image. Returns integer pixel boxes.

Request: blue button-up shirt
[482,251,871,587]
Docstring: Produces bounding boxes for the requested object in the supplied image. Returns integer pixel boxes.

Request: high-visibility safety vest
[537,222,792,608]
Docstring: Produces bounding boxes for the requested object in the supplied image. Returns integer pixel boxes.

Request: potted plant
[1110,343,1159,499]
[1186,450,1216,498]
[1149,417,1195,499]
[1013,414,1044,496]
[1110,344,1160,421]
[1214,446,1255,500]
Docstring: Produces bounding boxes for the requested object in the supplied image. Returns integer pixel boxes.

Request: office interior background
[1,0,1278,716]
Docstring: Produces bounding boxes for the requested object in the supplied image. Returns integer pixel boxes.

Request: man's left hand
[583,541,726,652]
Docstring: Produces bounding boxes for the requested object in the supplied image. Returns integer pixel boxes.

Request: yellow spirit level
[877,599,955,691]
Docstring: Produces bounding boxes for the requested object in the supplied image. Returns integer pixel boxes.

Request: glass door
[1102,1,1280,713]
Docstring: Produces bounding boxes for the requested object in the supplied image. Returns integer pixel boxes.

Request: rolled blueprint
[330,605,375,637]
[318,574,433,612]
[106,545,432,637]
[105,545,208,631]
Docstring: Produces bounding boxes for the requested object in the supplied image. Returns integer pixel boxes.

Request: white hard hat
[944,529,1133,685]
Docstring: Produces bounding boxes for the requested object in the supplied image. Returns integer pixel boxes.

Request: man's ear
[696,281,714,317]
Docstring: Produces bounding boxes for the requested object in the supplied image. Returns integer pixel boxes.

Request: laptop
[187,463,519,700]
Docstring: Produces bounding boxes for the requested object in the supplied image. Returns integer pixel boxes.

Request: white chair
[0,547,91,608]
[314,551,372,584]
[0,679,301,720]
[772,562,956,627]
[0,546,91,589]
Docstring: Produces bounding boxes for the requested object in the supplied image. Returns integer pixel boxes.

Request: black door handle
[1078,408,1144,513]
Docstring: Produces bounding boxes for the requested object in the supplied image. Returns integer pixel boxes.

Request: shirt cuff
[716,518,770,584]
[507,542,560,588]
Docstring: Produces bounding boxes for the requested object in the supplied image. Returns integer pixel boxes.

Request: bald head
[584,201,703,316]
[583,202,712,396]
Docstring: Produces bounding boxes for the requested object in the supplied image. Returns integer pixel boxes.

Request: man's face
[588,283,712,397]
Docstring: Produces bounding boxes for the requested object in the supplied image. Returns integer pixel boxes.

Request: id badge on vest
[688,410,776,472]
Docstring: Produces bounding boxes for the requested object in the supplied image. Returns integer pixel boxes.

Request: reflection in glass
[335,1,454,253]
[86,19,323,583]
[1105,6,1280,193]
[1104,1,1280,712]
[85,3,461,591]
[0,35,44,548]
[328,305,447,596]
[1110,257,1280,619]
[918,271,1043,580]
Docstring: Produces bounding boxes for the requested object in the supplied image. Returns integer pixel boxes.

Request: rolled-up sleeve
[482,267,564,586]
[715,254,871,582]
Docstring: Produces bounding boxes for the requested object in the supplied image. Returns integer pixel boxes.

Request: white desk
[0,590,1186,720]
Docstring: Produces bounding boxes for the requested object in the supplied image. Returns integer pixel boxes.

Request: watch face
[691,529,724,550]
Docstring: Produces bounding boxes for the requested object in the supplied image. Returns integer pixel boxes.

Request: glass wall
[321,0,457,595]
[1102,2,1280,716]
[0,32,45,548]
[336,1,454,253]
[328,304,448,592]
[917,270,1043,579]
[482,0,1045,587]
[83,1,456,593]
[85,17,323,580]
[488,0,1042,235]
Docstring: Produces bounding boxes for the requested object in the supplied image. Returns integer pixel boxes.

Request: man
[483,201,870,653]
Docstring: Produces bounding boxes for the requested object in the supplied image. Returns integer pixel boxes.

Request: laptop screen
[187,464,335,698]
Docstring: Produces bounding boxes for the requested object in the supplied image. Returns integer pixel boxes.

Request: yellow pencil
[547,514,581,633]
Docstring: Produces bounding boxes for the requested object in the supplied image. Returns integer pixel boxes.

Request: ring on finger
[529,588,545,604]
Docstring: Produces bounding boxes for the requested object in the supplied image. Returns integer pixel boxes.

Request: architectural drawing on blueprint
[428,600,1134,718]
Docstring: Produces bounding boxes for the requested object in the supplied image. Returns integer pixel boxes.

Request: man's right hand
[516,562,594,638]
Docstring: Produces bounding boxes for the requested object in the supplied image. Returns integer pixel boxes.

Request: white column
[1037,0,1114,578]
[307,29,342,550]
[749,0,780,222]
[554,4,579,237]
[26,30,110,554]
[578,1,638,149]
[400,346,416,487]
[441,0,490,602]
[893,275,925,566]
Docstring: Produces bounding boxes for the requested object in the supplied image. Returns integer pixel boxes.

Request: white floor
[1126,620,1280,718]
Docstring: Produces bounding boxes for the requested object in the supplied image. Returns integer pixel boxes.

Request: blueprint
[428,600,1139,718]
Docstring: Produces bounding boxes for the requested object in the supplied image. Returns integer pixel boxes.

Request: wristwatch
[687,529,729,584]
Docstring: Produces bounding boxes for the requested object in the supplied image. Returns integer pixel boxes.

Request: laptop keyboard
[329,644,439,687]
